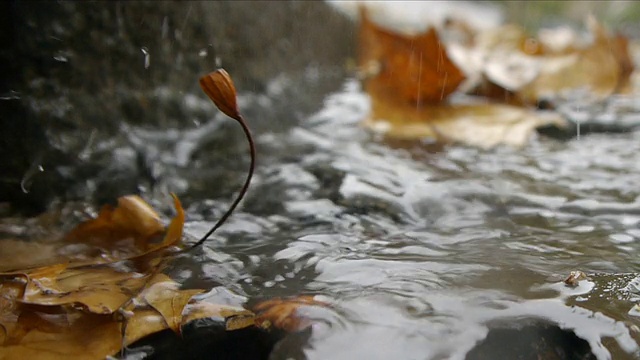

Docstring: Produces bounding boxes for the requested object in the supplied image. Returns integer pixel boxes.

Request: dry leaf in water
[65,195,164,249]
[0,195,181,273]
[363,96,566,149]
[142,274,204,334]
[252,295,328,332]
[358,8,465,105]
[21,265,148,314]
[456,17,633,104]
[181,302,257,332]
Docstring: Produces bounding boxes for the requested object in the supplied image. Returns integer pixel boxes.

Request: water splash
[20,156,45,194]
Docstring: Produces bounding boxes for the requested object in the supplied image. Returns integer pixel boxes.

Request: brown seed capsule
[199,69,240,120]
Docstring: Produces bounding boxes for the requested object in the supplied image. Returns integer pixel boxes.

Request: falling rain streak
[20,160,44,194]
[141,47,150,69]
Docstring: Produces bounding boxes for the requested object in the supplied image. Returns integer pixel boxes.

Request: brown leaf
[358,7,465,105]
[182,302,256,331]
[142,275,203,334]
[65,195,164,253]
[363,95,567,149]
[21,265,149,315]
[150,193,185,252]
[199,69,240,120]
[253,295,328,332]
[0,311,123,360]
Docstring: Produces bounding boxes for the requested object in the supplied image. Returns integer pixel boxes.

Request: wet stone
[466,320,595,360]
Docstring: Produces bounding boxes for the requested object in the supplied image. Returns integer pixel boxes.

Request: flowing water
[120,73,640,359]
[6,2,640,359]
[4,68,640,359]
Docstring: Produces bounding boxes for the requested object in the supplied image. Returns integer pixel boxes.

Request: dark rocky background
[0,1,355,215]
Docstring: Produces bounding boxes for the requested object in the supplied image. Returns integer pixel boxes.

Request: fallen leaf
[22,265,148,315]
[0,240,64,273]
[142,274,203,334]
[454,17,632,104]
[517,18,621,103]
[253,295,328,332]
[0,311,122,360]
[65,195,163,247]
[364,78,567,148]
[149,193,185,252]
[358,7,465,105]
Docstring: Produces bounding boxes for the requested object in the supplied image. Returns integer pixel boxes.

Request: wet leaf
[65,195,164,249]
[142,274,203,334]
[364,87,567,148]
[358,8,465,105]
[253,295,328,332]
[453,17,633,104]
[22,265,148,315]
[0,311,123,360]
[356,9,569,148]
[0,240,65,273]
[182,302,256,332]
[151,193,185,252]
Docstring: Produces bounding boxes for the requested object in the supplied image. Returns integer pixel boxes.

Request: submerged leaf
[253,295,328,332]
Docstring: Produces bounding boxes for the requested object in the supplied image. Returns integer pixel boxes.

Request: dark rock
[1,0,355,213]
[120,319,285,360]
[466,320,596,360]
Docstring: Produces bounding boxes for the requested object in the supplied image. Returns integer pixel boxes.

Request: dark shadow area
[466,320,596,360]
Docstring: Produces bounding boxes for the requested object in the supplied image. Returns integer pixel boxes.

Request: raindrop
[198,48,208,57]
[161,16,169,39]
[141,47,150,69]
[215,56,222,68]
[78,129,97,161]
[53,52,68,62]
[0,91,20,100]
[20,160,44,194]
[417,52,423,110]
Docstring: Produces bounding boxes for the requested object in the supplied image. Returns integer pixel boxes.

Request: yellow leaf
[365,78,567,148]
[22,265,148,315]
[0,311,122,360]
[142,277,203,334]
[182,302,256,331]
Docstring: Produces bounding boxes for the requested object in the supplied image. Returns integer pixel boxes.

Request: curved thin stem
[185,114,255,252]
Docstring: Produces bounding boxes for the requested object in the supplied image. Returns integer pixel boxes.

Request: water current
[159,73,640,359]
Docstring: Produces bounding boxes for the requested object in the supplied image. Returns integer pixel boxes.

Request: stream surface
[124,73,640,359]
[6,1,640,359]
[6,71,640,359]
